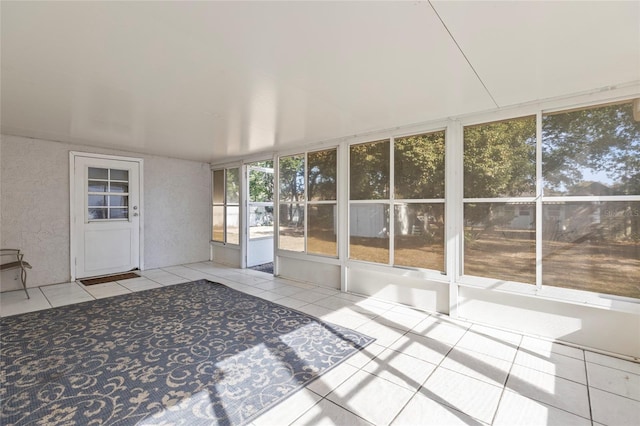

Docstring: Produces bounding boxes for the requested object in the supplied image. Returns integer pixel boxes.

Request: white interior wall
[211,245,242,268]
[347,266,450,314]
[277,256,341,290]
[0,134,211,288]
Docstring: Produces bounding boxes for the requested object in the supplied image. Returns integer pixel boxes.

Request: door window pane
[249,205,274,239]
[394,203,445,271]
[464,116,536,198]
[350,140,390,200]
[87,166,131,221]
[110,208,128,219]
[542,102,640,196]
[88,195,106,207]
[542,201,640,298]
[88,181,107,192]
[308,149,337,201]
[464,202,536,284]
[350,204,390,263]
[395,132,445,199]
[249,169,274,202]
[279,155,305,202]
[88,167,108,179]
[279,203,304,251]
[308,204,337,257]
[110,169,129,181]
[88,208,108,220]
[109,182,128,193]
[108,195,128,207]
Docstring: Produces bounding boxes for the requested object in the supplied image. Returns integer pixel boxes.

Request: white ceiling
[1,1,639,163]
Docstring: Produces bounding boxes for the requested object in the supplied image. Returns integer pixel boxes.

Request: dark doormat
[80,272,140,286]
[249,262,273,274]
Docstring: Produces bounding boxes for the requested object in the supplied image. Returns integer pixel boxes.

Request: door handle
[133,212,139,217]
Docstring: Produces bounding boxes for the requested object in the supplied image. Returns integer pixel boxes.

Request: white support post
[536,112,543,290]
[445,120,464,317]
[339,144,349,292]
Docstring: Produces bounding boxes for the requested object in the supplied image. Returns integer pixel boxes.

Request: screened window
[349,132,445,272]
[463,116,537,284]
[394,132,445,271]
[212,170,224,242]
[464,116,536,199]
[350,140,390,200]
[278,155,304,251]
[395,133,445,199]
[542,102,640,197]
[464,202,536,284]
[278,149,338,256]
[212,167,240,244]
[394,203,445,271]
[461,101,640,299]
[349,140,390,264]
[226,168,240,244]
[307,149,337,256]
[542,101,640,298]
[542,201,640,296]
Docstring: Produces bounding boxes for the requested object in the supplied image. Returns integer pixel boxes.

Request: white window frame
[276,148,340,258]
[346,129,447,278]
[455,98,640,313]
[211,166,241,246]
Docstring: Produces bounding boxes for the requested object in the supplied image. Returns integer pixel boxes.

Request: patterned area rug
[0,279,374,425]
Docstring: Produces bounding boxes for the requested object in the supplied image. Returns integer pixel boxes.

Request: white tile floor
[1,261,639,426]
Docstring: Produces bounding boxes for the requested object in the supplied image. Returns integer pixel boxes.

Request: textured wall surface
[143,154,211,269]
[1,135,211,288]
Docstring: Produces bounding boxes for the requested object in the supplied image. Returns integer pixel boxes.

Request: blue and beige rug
[0,279,374,425]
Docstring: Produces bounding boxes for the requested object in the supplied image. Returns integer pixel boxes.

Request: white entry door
[246,161,274,268]
[72,154,142,279]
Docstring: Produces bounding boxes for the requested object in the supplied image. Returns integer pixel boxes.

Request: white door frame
[69,151,144,281]
[245,160,275,268]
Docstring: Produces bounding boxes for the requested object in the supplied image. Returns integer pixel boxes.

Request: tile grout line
[386,324,463,426]
[583,349,596,426]
[498,344,594,424]
[489,335,523,426]
[287,323,387,426]
[294,315,412,426]
[38,286,56,309]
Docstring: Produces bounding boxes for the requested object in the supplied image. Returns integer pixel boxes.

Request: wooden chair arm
[0,249,32,298]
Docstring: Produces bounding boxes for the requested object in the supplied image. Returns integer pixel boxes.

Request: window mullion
[223,169,228,243]
[446,121,463,316]
[304,152,308,253]
[536,111,543,289]
[389,137,395,266]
